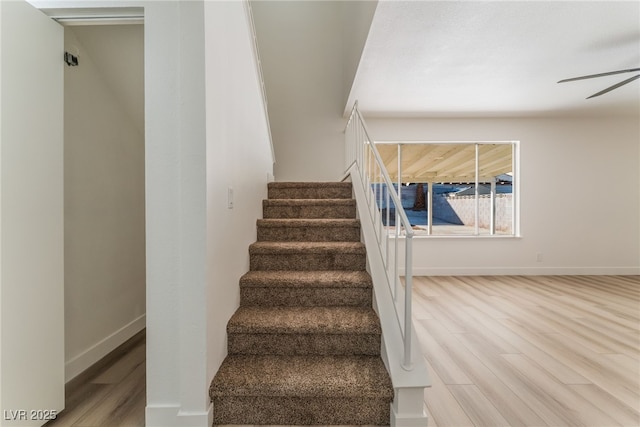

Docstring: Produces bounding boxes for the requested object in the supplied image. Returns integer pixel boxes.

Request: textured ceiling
[347,1,640,117]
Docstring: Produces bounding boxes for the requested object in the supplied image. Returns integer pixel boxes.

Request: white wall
[252,1,350,181]
[367,116,640,275]
[142,1,209,425]
[63,27,145,382]
[341,0,377,110]
[251,0,376,181]
[70,25,145,136]
[204,0,274,398]
[144,1,274,425]
[143,1,180,423]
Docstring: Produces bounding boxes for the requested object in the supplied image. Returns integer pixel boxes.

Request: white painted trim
[374,139,518,145]
[64,314,146,383]
[55,16,143,26]
[145,404,213,427]
[405,267,640,276]
[28,5,144,25]
[391,404,429,427]
[390,387,429,426]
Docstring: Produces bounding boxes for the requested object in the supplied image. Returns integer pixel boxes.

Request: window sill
[391,234,522,239]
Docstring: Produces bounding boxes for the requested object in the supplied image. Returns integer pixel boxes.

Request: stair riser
[228,333,380,356]
[212,396,391,425]
[257,226,360,242]
[240,287,371,307]
[250,253,366,271]
[268,187,352,200]
[263,204,356,219]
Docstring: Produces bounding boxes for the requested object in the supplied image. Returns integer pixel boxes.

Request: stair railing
[344,101,415,370]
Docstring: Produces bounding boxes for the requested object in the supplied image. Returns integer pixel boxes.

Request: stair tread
[268,182,352,200]
[262,199,357,220]
[228,306,380,334]
[210,354,393,399]
[268,182,352,189]
[263,198,355,206]
[250,241,365,253]
[257,218,360,227]
[240,270,372,288]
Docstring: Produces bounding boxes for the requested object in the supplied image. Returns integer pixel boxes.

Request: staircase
[210,182,394,425]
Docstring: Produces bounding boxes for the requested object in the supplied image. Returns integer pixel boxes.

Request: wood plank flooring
[46,276,639,426]
[45,336,146,427]
[417,275,640,427]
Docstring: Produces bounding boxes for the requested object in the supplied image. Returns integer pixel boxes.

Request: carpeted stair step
[249,241,366,271]
[239,270,372,307]
[268,181,352,200]
[211,181,394,425]
[257,218,360,242]
[210,354,394,425]
[262,198,356,219]
[227,306,381,355]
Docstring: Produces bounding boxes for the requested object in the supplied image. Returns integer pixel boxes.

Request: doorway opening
[58,22,146,425]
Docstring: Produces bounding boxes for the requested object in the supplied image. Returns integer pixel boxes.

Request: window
[374,142,518,236]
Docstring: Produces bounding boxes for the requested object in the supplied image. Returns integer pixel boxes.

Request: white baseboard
[404,266,640,276]
[145,404,213,427]
[391,405,428,427]
[65,314,146,382]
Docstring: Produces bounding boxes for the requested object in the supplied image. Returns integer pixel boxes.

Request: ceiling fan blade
[586,74,640,99]
[558,68,640,83]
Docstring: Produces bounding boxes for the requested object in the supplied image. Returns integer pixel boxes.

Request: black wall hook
[64,51,79,67]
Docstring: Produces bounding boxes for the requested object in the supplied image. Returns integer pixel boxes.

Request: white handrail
[344,101,414,370]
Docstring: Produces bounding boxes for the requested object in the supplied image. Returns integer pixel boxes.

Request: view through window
[373,142,517,236]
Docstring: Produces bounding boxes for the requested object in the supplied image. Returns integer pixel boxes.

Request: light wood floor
[416,275,640,427]
[45,336,146,427]
[46,275,639,427]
